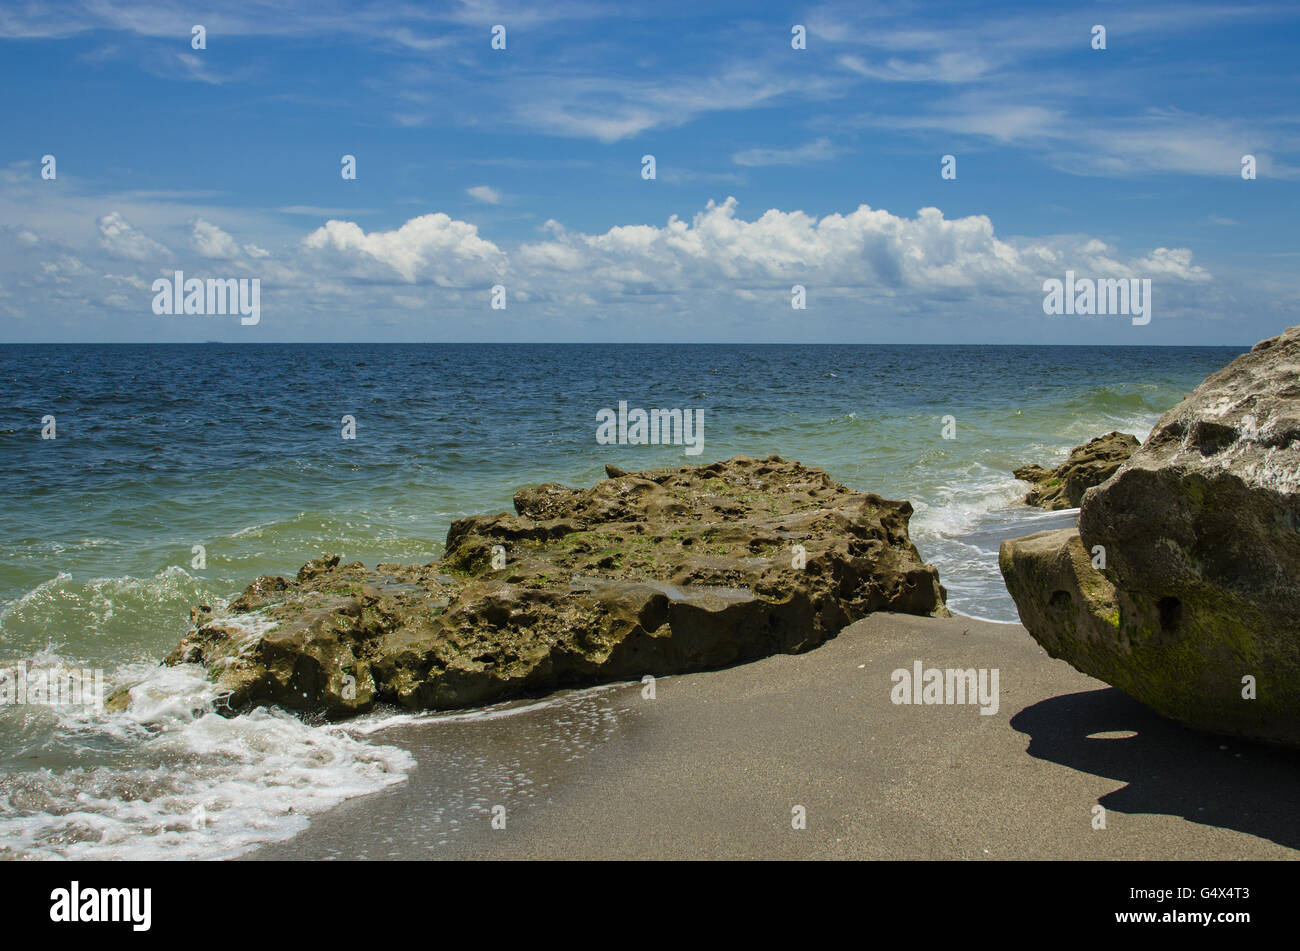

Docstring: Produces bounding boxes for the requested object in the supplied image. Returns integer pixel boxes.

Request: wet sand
[246,614,1300,860]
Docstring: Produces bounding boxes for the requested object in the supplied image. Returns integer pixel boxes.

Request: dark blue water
[1,343,1242,614]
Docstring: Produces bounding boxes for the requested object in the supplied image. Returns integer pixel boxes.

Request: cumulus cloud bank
[510,198,1207,297]
[302,213,506,284]
[5,199,1219,338]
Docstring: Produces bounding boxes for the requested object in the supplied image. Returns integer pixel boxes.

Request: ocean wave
[910,468,1028,540]
[0,568,216,663]
[0,572,72,624]
[0,658,412,861]
[947,609,1023,626]
[339,682,625,736]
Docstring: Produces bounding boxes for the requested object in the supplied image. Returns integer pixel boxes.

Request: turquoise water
[0,342,1243,857]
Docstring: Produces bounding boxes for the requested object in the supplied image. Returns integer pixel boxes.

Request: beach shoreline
[245,613,1300,861]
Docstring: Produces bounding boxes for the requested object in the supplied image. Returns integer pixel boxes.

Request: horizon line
[0,340,1255,348]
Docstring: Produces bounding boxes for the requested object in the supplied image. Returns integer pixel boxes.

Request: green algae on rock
[1013,431,1139,510]
[141,455,948,720]
[1001,327,1300,747]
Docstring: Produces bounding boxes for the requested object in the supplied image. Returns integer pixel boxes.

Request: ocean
[0,342,1244,858]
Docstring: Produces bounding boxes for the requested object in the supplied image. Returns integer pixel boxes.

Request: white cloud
[837,51,991,84]
[517,67,837,142]
[0,1,599,41]
[732,138,840,167]
[0,197,1228,340]
[174,52,228,85]
[1134,247,1212,282]
[191,218,271,260]
[104,273,150,291]
[466,185,502,205]
[513,197,1210,297]
[807,2,1300,178]
[86,199,1219,306]
[97,212,171,261]
[192,219,241,259]
[301,213,507,284]
[859,99,1299,178]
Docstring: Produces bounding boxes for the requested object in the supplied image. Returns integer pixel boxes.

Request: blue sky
[0,0,1296,343]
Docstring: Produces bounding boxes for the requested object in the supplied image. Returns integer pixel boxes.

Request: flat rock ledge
[132,455,948,720]
[1013,431,1139,510]
[1002,326,1300,747]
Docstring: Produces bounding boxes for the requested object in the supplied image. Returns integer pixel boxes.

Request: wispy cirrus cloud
[836,51,992,84]
[0,0,598,42]
[501,65,840,143]
[732,138,841,167]
[855,97,1300,178]
[806,1,1300,177]
[1,0,1296,345]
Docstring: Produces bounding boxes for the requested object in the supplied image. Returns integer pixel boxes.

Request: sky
[0,0,1297,344]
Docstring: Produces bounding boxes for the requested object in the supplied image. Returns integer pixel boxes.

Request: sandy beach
[246,613,1300,861]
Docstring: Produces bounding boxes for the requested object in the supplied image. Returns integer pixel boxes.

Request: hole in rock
[1157,596,1182,633]
[1189,420,1237,456]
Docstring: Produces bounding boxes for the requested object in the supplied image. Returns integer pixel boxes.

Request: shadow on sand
[1011,687,1300,852]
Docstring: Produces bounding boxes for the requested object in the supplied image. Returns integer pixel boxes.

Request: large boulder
[1014,431,1139,510]
[145,456,947,719]
[1001,327,1300,746]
